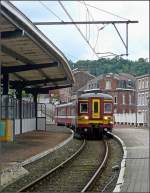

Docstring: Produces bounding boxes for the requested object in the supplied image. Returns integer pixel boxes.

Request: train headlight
[84,115,89,120]
[104,116,108,120]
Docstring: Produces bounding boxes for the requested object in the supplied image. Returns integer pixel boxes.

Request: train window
[71,108,75,116]
[80,103,88,113]
[94,101,98,113]
[104,103,112,113]
[59,107,65,116]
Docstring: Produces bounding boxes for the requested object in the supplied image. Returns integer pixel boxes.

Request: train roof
[78,92,113,99]
[56,102,74,108]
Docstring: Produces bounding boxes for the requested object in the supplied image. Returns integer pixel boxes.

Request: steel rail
[17,139,86,192]
[81,140,109,192]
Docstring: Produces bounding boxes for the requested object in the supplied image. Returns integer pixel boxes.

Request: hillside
[69,57,149,76]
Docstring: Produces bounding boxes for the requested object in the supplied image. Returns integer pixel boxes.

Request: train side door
[92,99,100,119]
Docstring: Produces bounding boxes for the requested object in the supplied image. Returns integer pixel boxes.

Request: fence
[1,95,35,120]
[43,103,55,124]
[38,98,55,124]
[37,103,46,131]
[114,112,148,126]
[1,95,36,135]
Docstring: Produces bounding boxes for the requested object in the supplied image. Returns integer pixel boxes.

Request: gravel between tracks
[20,140,106,192]
[2,137,122,192]
[91,137,123,192]
[1,138,82,192]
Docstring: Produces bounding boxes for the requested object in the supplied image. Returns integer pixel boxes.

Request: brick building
[82,73,136,114]
[71,69,95,98]
[50,70,95,103]
[58,87,72,103]
[136,74,150,126]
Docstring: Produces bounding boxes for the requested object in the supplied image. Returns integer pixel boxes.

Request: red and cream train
[55,90,114,138]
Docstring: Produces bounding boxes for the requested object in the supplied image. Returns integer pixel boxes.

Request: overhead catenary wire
[82,0,106,31]
[83,1,91,42]
[82,0,105,50]
[39,1,80,62]
[38,1,135,59]
[80,1,131,57]
[58,0,100,59]
[39,1,64,22]
[79,1,130,21]
[94,30,100,50]
[38,1,99,59]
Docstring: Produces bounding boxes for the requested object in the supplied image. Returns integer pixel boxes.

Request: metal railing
[37,103,46,118]
[0,95,36,120]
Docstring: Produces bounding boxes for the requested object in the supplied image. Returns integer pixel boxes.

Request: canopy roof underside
[1,1,74,93]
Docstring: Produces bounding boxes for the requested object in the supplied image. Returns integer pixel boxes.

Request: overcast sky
[11,1,149,62]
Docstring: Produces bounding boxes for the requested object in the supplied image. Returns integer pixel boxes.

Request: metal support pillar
[135,90,138,127]
[16,89,22,134]
[3,73,9,118]
[3,73,9,95]
[126,23,128,56]
[33,93,38,131]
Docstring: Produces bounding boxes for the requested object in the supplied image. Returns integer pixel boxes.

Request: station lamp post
[148,96,150,129]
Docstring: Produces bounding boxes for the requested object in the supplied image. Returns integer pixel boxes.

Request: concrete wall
[37,117,46,130]
[14,118,36,135]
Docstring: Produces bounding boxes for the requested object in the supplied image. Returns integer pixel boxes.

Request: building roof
[1,1,74,94]
[79,92,113,99]
[73,69,95,77]
[136,74,150,79]
[72,70,95,93]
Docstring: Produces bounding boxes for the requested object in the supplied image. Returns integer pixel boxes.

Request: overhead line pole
[126,23,128,56]
[33,20,138,25]
[34,20,137,57]
[36,1,138,57]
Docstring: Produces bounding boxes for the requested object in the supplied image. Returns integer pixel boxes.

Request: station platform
[113,127,149,192]
[0,125,72,164]
[0,125,72,188]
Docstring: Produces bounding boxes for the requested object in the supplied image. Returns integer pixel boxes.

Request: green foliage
[69,57,149,76]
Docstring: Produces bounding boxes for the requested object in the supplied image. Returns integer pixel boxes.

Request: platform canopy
[1,1,74,94]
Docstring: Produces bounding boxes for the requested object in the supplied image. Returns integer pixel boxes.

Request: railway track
[18,139,108,192]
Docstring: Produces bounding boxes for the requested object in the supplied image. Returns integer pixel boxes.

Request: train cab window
[80,103,88,113]
[94,101,98,113]
[104,103,112,113]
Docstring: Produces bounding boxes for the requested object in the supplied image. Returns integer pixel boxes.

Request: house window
[139,94,142,105]
[145,78,149,88]
[138,80,141,89]
[138,94,140,105]
[146,92,149,105]
[129,94,132,105]
[142,94,145,105]
[122,108,126,113]
[105,80,111,89]
[114,107,117,113]
[122,94,125,104]
[114,96,118,104]
[142,79,144,88]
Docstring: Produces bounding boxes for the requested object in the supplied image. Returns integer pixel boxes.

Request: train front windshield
[104,103,112,113]
[80,103,88,113]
